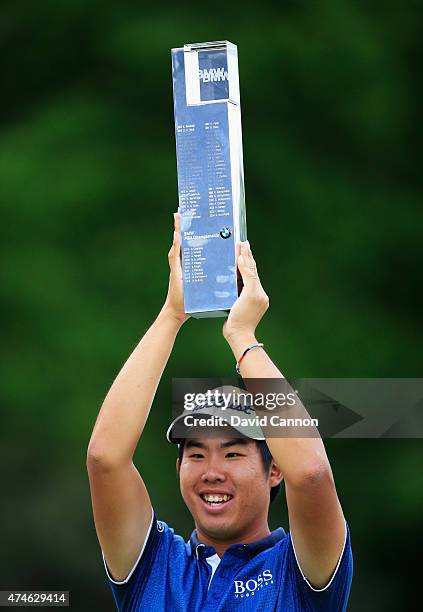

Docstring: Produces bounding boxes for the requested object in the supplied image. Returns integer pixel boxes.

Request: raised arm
[223,241,346,589]
[87,212,188,582]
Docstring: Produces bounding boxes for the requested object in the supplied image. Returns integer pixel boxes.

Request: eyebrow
[185,438,250,451]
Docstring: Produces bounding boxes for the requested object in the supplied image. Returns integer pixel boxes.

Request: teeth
[203,494,232,503]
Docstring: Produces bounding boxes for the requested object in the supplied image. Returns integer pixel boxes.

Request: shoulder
[285,521,353,610]
[104,512,187,587]
[143,515,189,563]
[103,512,195,612]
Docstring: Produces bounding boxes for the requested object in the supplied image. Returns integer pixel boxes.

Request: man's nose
[201,459,227,482]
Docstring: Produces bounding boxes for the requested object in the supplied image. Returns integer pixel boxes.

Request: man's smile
[198,490,235,512]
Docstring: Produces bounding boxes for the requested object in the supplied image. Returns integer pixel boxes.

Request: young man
[87,213,353,611]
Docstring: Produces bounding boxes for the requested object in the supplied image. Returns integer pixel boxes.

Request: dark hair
[177,439,282,505]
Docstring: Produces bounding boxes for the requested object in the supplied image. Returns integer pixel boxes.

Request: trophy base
[189,309,229,319]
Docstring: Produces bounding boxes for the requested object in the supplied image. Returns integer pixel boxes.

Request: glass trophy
[171,41,247,318]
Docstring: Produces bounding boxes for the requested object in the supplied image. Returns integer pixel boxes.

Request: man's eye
[189,453,204,459]
[226,452,241,458]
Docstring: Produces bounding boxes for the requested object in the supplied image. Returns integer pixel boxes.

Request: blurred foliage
[0,2,422,611]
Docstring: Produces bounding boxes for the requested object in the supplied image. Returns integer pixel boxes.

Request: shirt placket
[203,548,248,611]
[195,544,215,604]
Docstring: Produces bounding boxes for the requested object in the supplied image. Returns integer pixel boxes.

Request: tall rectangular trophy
[171,41,247,318]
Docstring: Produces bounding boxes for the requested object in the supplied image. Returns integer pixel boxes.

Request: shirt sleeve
[102,509,171,612]
[287,521,353,612]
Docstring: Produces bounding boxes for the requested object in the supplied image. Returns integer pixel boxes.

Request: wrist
[225,330,258,361]
[159,304,188,329]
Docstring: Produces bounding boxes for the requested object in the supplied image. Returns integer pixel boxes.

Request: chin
[185,495,248,540]
[198,518,239,541]
[195,508,245,539]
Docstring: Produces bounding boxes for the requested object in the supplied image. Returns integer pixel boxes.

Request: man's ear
[176,457,181,475]
[269,461,283,488]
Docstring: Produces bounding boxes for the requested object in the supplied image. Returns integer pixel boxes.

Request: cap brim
[166,409,265,444]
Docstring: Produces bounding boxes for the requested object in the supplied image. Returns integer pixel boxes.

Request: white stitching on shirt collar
[196,544,205,560]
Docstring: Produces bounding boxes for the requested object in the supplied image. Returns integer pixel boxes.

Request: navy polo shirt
[103,510,353,611]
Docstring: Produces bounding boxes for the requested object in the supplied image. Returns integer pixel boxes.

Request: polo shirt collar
[189,527,286,560]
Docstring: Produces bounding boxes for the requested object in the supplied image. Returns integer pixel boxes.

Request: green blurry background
[1,2,421,610]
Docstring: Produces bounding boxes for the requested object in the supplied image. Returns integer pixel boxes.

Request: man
[87,212,353,611]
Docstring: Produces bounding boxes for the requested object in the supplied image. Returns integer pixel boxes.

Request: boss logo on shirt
[233,569,274,598]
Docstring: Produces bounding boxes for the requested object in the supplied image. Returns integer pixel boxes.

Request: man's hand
[223,241,269,347]
[163,211,189,325]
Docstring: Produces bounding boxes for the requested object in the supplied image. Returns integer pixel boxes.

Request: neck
[195,523,271,558]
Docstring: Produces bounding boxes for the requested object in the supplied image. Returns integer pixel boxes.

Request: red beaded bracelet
[236,343,264,375]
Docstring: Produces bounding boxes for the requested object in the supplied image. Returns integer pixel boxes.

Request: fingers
[237,241,259,287]
[237,242,269,309]
[173,212,182,255]
[174,211,181,234]
[168,211,182,271]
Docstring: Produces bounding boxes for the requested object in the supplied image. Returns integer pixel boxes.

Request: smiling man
[87,213,353,611]
[175,433,283,555]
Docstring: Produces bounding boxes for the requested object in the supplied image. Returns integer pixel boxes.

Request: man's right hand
[223,240,269,351]
[163,211,189,325]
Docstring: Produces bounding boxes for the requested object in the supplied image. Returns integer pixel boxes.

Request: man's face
[178,433,278,542]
